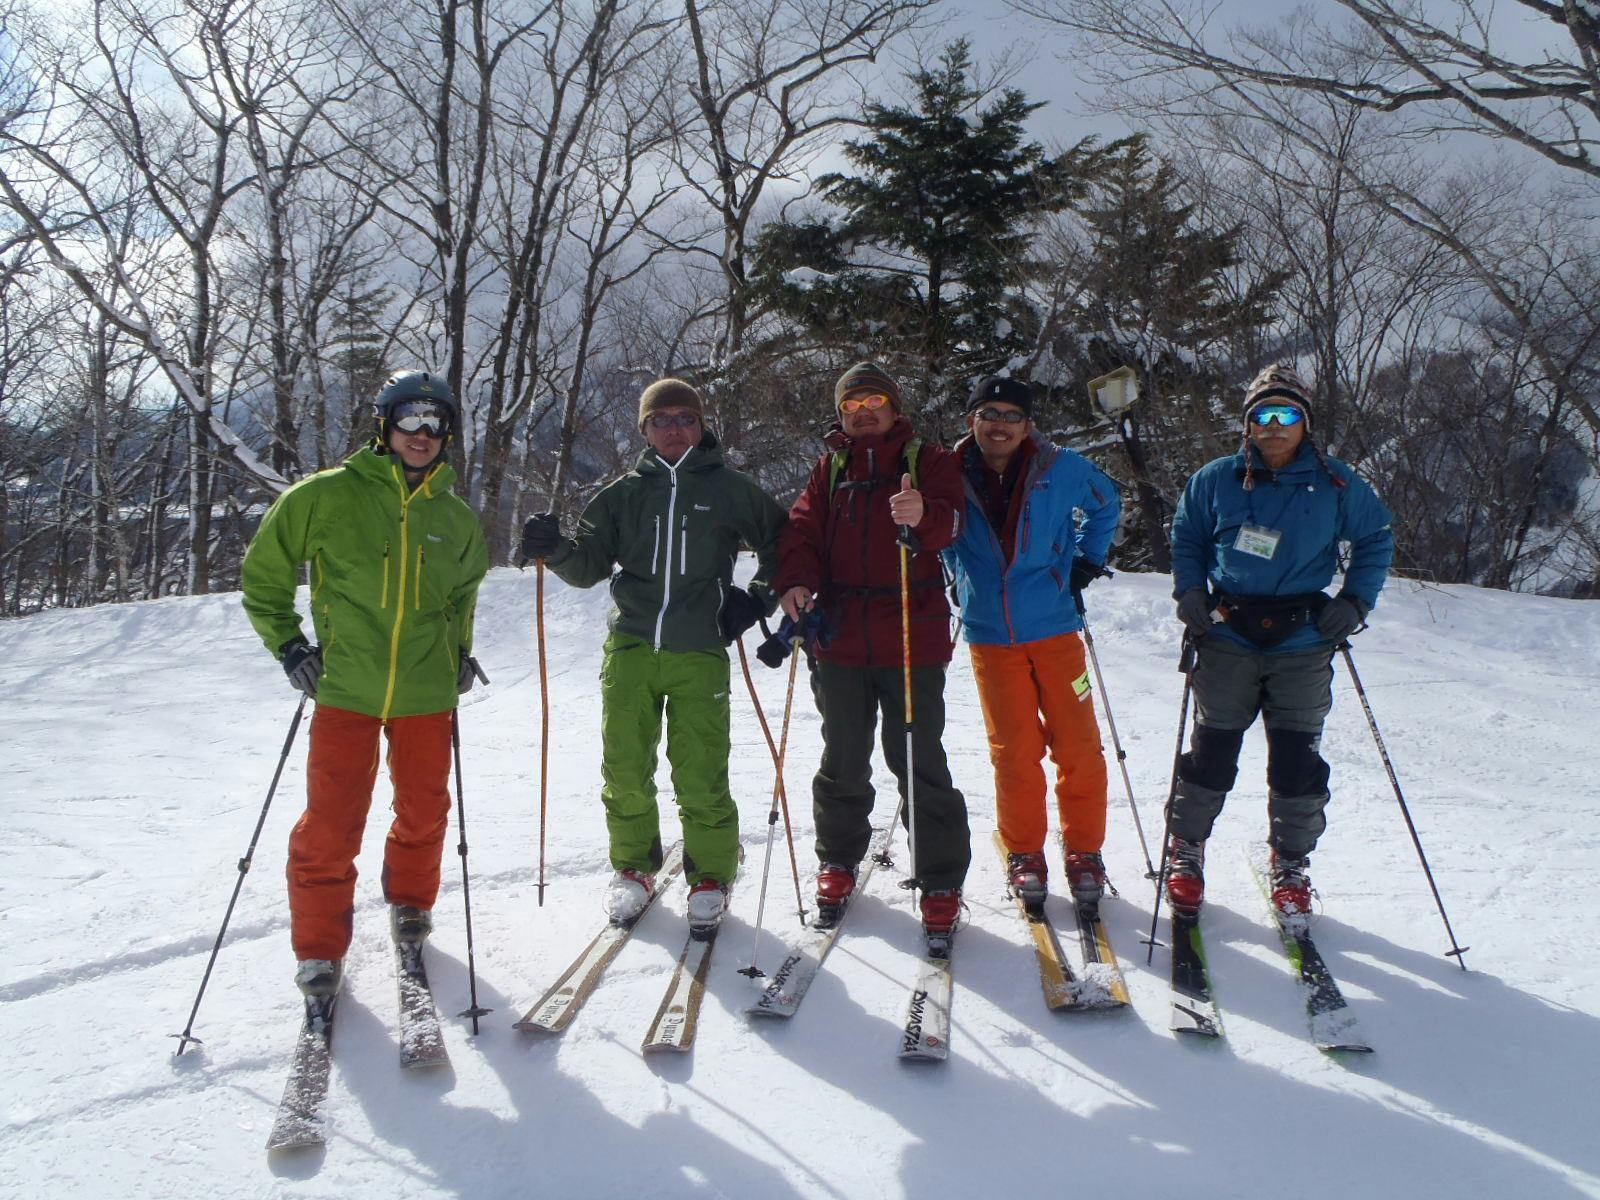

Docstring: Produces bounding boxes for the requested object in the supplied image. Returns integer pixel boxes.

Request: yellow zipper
[380,543,390,608]
[381,468,417,720]
[414,546,424,609]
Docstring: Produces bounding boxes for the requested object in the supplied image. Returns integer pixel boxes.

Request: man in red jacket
[776,362,971,940]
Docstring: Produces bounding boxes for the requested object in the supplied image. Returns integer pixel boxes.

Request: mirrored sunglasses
[391,402,450,436]
[646,412,701,429]
[1250,404,1305,428]
[839,392,892,414]
[974,406,1027,426]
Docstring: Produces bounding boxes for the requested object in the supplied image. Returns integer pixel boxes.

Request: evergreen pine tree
[752,40,1118,428]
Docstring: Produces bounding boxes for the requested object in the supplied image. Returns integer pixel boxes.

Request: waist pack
[1216,592,1329,649]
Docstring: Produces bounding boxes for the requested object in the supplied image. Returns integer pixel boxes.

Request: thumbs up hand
[888,471,924,528]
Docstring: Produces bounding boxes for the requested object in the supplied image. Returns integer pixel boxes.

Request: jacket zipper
[414,546,424,609]
[679,514,688,576]
[651,515,661,575]
[380,543,391,608]
[653,464,679,650]
[381,471,417,719]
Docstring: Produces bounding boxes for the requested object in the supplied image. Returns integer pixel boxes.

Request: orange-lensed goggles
[839,392,892,414]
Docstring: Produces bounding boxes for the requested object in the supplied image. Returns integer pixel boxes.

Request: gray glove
[1317,593,1368,643]
[1175,588,1215,637]
[280,637,322,698]
[457,652,486,694]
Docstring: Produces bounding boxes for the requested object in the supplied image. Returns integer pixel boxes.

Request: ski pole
[1339,644,1469,969]
[451,708,494,1030]
[1146,634,1195,965]
[736,636,807,925]
[1078,603,1157,879]
[535,558,550,906]
[172,694,309,1056]
[897,524,919,906]
[738,639,803,978]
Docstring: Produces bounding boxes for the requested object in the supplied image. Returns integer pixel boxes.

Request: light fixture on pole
[1088,365,1139,415]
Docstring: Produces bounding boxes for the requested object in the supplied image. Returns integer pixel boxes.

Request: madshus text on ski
[171,362,1469,1153]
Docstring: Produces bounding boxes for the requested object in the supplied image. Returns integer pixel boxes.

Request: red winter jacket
[775,417,963,668]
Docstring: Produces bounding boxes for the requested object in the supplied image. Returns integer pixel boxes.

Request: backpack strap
[827,437,923,500]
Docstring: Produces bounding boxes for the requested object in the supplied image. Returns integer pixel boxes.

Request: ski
[395,941,450,1069]
[1071,901,1132,1010]
[640,923,724,1054]
[514,842,685,1034]
[898,939,954,1061]
[1247,847,1372,1053]
[265,995,336,1152]
[991,831,1080,1009]
[1168,910,1223,1039]
[747,823,895,1020]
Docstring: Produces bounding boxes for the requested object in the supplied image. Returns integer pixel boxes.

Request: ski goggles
[390,401,451,436]
[973,405,1028,425]
[839,392,892,414]
[1249,403,1305,428]
[646,411,701,429]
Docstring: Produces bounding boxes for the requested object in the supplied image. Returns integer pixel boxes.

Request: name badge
[1234,523,1281,560]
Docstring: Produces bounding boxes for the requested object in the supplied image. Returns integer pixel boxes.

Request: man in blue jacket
[1166,364,1394,920]
[943,377,1121,913]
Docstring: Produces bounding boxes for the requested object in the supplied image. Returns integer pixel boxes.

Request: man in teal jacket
[1166,364,1393,921]
[520,379,786,933]
[242,370,489,997]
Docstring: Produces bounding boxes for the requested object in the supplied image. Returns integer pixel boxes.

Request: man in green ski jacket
[519,378,786,934]
[242,370,489,998]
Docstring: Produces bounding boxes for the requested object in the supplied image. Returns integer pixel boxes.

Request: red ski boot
[1006,852,1048,914]
[1165,837,1205,916]
[1270,850,1312,919]
[1064,851,1107,912]
[814,863,857,928]
[920,888,963,947]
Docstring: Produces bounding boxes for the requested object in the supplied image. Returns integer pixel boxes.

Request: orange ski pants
[970,631,1109,856]
[287,704,453,960]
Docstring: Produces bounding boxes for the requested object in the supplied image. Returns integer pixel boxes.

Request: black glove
[519,513,563,563]
[457,651,486,694]
[1175,588,1215,638]
[280,637,322,698]
[1069,557,1111,612]
[718,586,767,644]
[1316,593,1368,643]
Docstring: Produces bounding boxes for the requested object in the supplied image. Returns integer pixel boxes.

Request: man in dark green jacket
[242,370,489,997]
[520,379,786,933]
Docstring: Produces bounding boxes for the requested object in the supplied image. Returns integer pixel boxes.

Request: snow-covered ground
[3,569,1598,1199]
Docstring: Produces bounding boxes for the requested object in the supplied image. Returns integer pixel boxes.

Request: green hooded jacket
[548,431,786,653]
[241,446,490,719]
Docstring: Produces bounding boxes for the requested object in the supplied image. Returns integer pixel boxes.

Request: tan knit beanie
[637,378,704,430]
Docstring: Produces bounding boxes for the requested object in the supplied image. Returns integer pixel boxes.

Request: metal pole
[452,709,493,1029]
[535,559,550,906]
[1146,636,1195,965]
[736,636,807,924]
[898,536,918,906]
[738,644,802,977]
[1079,608,1157,878]
[172,694,309,1055]
[1339,644,1469,968]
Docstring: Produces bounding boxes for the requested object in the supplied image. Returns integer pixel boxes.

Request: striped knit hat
[1239,363,1344,490]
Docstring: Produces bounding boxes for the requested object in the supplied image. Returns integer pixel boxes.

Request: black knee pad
[1179,725,1245,793]
[1265,727,1330,796]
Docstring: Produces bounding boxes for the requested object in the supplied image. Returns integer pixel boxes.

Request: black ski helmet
[373,370,457,453]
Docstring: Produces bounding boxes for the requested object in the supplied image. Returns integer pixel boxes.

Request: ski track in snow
[2,571,1599,1199]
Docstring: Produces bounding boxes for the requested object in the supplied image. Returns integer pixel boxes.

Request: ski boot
[686,879,730,939]
[1064,851,1107,914]
[1005,851,1049,915]
[814,863,857,929]
[389,904,433,945]
[920,888,962,957]
[294,958,343,999]
[604,868,656,925]
[1270,850,1313,921]
[1165,837,1205,917]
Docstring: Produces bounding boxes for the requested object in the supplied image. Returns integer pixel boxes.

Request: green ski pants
[599,635,739,885]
